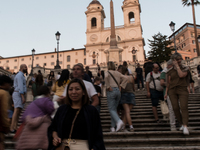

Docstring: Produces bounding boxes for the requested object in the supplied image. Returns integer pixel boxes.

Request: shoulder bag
[56,108,81,150]
[108,71,119,88]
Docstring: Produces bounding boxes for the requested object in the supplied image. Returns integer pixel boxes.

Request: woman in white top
[104,61,128,132]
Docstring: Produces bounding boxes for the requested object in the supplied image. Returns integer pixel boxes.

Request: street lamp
[54,31,61,69]
[30,49,35,76]
[169,21,177,53]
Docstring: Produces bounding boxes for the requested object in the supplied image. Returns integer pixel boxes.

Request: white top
[146,72,163,91]
[56,74,61,80]
[62,80,97,101]
[128,68,132,75]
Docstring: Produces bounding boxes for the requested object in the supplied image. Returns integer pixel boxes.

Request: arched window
[67,55,70,62]
[93,59,96,65]
[129,12,135,24]
[106,37,109,43]
[91,18,97,28]
[117,36,121,41]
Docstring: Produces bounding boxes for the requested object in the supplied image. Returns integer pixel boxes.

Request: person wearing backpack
[146,63,163,123]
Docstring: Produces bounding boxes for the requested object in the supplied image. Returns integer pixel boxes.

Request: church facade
[85,0,145,65]
[0,0,145,73]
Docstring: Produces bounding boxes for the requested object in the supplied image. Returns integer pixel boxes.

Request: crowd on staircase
[0,52,199,150]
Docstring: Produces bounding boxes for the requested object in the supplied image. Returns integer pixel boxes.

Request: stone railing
[0,67,12,76]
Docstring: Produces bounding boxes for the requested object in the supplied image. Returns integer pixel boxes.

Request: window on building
[59,61,62,64]
[35,57,38,60]
[51,62,55,66]
[117,36,121,41]
[67,56,70,62]
[182,34,185,40]
[6,67,9,70]
[36,64,40,67]
[44,56,46,59]
[76,52,78,55]
[194,49,197,52]
[84,58,86,65]
[91,17,97,28]
[129,12,135,24]
[30,58,31,60]
[67,65,70,69]
[185,57,190,60]
[93,59,96,65]
[44,63,47,66]
[14,59,17,62]
[21,58,24,61]
[75,59,78,63]
[191,32,194,37]
[51,55,54,58]
[14,66,17,69]
[84,50,86,56]
[192,40,195,44]
[60,54,62,57]
[133,55,136,62]
[0,61,1,64]
[6,60,9,63]
[106,37,109,43]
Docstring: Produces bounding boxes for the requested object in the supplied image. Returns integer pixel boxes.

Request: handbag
[56,108,81,150]
[160,100,169,115]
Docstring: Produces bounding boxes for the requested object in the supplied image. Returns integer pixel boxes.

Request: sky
[0,0,200,58]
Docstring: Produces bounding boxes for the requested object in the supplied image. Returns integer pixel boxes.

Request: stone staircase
[4,93,200,150]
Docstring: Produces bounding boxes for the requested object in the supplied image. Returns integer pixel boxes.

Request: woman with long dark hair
[51,69,70,118]
[32,74,44,100]
[48,78,105,150]
[47,71,55,87]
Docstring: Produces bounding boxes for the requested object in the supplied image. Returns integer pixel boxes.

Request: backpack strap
[150,71,156,90]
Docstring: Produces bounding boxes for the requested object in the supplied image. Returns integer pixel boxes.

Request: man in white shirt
[62,63,99,107]
[146,63,163,123]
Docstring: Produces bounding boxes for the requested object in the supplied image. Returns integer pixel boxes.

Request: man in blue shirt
[10,64,27,133]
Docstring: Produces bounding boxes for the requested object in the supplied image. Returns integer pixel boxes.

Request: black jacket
[48,105,105,150]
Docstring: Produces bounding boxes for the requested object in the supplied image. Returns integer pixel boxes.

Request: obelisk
[107,0,122,62]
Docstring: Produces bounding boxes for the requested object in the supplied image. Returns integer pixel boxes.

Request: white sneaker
[179,125,184,131]
[116,120,124,132]
[129,127,134,132]
[110,127,116,132]
[183,127,189,135]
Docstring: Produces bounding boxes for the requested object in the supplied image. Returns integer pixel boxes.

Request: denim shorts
[120,93,136,105]
[150,89,164,107]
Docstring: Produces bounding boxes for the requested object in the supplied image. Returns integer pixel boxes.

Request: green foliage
[182,0,200,6]
[148,32,174,63]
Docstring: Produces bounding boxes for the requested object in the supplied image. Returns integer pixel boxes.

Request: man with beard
[10,64,27,133]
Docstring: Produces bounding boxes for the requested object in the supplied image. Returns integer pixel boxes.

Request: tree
[148,32,174,63]
[182,0,200,56]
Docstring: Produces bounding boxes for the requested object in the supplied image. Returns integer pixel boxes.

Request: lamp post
[97,53,99,65]
[30,49,35,76]
[54,31,61,69]
[169,21,177,53]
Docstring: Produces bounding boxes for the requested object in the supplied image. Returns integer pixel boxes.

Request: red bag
[13,122,25,140]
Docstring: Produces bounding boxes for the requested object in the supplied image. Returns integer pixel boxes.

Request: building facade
[85,0,145,65]
[0,0,145,73]
[169,23,200,60]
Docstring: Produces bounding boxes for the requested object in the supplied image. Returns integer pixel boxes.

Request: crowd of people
[0,52,198,150]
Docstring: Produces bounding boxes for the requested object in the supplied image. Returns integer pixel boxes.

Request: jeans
[137,75,144,89]
[106,87,121,127]
[167,96,176,127]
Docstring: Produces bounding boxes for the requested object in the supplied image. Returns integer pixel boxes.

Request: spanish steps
[4,89,200,150]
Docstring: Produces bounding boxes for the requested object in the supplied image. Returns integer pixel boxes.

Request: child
[0,75,12,150]
[93,76,102,113]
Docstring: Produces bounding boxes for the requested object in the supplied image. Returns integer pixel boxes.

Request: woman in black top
[48,78,105,150]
